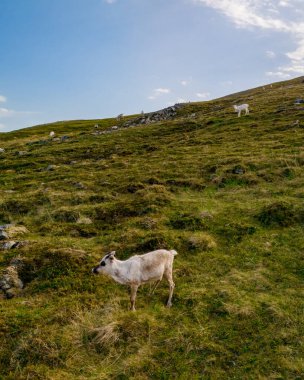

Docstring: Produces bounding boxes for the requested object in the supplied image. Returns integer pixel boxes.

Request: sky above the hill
[1,0,304,131]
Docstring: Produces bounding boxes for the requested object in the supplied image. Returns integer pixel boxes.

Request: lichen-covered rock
[0,230,8,240]
[0,258,24,299]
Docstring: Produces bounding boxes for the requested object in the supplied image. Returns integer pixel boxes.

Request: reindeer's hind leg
[164,268,175,307]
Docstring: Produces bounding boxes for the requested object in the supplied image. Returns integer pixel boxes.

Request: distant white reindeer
[49,131,55,138]
[233,104,249,117]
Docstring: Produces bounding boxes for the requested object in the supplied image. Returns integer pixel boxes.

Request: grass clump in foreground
[0,76,304,379]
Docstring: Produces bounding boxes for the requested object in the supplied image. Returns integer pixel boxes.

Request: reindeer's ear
[109,251,116,260]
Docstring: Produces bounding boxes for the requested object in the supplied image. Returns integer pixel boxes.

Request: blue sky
[1,0,304,131]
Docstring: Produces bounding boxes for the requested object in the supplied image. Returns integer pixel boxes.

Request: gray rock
[74,182,86,189]
[0,231,8,240]
[0,148,5,153]
[0,241,17,250]
[18,151,28,156]
[61,135,69,142]
[0,258,24,298]
[46,165,56,171]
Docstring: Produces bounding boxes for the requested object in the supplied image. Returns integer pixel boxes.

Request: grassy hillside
[0,77,304,379]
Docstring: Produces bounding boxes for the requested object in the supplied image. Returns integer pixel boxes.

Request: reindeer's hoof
[166,302,172,308]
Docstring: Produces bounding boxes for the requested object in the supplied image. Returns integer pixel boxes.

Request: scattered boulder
[294,99,304,105]
[76,216,93,225]
[122,104,184,128]
[0,230,9,240]
[6,225,29,237]
[74,182,86,189]
[52,137,61,142]
[18,151,28,156]
[61,135,69,142]
[46,165,56,171]
[0,240,29,250]
[0,257,24,299]
[200,211,213,220]
[0,148,5,153]
[1,241,17,250]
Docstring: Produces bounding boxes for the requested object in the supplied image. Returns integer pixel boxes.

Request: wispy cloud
[196,92,210,99]
[104,0,117,4]
[266,50,276,59]
[194,0,304,77]
[0,95,7,103]
[0,107,39,118]
[180,80,189,86]
[148,88,171,100]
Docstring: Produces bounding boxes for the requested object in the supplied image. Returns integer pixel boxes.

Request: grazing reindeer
[92,249,177,311]
[233,104,249,117]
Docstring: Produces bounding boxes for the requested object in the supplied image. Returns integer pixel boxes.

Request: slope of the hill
[0,77,304,379]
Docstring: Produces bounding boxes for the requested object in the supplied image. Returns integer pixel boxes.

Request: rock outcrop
[122,104,185,128]
[0,257,24,299]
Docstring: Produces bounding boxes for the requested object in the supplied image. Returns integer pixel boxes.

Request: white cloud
[194,0,304,76]
[196,92,210,98]
[0,107,39,118]
[155,88,170,94]
[266,71,291,79]
[0,95,6,103]
[0,107,15,117]
[266,50,276,59]
[148,88,171,100]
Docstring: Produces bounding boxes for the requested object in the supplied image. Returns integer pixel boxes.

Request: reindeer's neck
[107,259,129,285]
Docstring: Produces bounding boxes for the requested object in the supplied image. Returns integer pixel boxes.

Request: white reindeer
[233,104,249,117]
[92,249,177,311]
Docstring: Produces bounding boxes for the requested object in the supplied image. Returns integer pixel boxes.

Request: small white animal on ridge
[92,249,178,311]
[233,104,249,117]
[49,131,55,137]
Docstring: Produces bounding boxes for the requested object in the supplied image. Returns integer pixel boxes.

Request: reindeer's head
[92,251,116,274]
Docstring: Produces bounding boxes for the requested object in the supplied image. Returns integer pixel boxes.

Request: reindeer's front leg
[130,284,139,311]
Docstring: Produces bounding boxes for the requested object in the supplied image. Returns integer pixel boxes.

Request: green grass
[0,76,304,379]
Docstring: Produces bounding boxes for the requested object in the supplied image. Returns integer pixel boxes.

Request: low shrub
[186,233,217,251]
[169,212,205,230]
[52,208,80,223]
[0,199,32,215]
[256,201,298,227]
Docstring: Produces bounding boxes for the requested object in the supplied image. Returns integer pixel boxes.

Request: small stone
[61,135,69,142]
[74,182,86,189]
[0,241,17,250]
[200,211,213,220]
[52,138,61,142]
[46,165,56,171]
[76,217,93,225]
[18,151,28,156]
[111,126,118,130]
[0,148,5,153]
[0,231,8,240]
